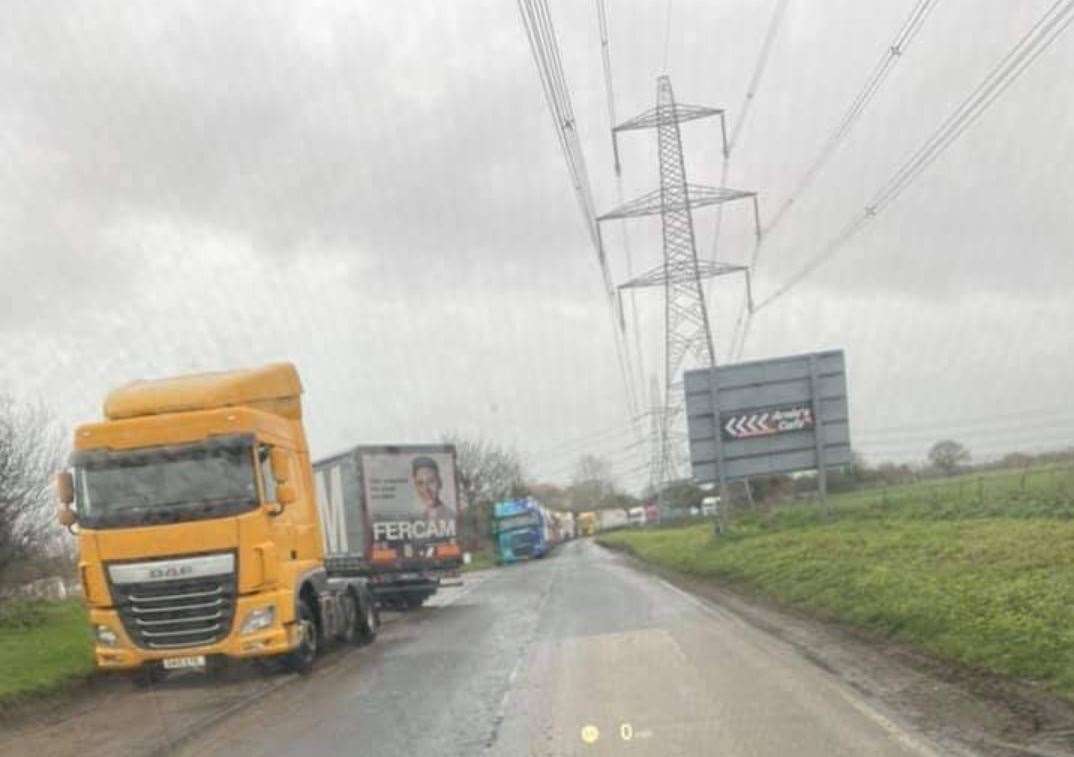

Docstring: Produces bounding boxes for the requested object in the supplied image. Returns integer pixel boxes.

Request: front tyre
[284,600,318,674]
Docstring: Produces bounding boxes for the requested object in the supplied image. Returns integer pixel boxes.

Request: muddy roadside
[599,539,1074,757]
[0,611,404,757]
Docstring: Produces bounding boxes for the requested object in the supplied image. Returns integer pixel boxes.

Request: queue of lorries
[51,362,651,684]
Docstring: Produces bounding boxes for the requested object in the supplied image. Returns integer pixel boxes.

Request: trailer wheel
[357,595,379,645]
[284,600,318,674]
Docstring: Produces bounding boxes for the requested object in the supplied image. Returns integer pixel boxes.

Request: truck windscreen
[72,435,259,528]
[496,512,539,531]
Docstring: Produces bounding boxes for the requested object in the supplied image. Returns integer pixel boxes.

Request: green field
[599,466,1074,699]
[0,599,94,706]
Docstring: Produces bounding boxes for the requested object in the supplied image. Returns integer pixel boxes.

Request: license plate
[162,655,205,670]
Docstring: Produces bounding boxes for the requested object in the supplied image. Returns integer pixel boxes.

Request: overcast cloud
[2,0,1072,489]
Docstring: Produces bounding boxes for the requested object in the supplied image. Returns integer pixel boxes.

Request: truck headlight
[94,624,118,647]
[240,606,276,635]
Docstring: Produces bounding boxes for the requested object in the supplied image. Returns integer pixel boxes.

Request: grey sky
[1,0,1072,490]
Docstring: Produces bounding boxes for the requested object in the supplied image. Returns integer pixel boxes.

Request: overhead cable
[596,0,648,425]
[518,0,642,418]
[759,0,942,244]
[753,0,1074,314]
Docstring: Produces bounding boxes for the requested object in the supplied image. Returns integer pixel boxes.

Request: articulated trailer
[314,445,462,610]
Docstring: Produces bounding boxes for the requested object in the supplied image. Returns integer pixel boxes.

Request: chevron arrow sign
[722,406,814,440]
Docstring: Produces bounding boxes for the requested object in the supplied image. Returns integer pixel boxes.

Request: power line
[857,406,1074,437]
[752,0,1074,314]
[517,0,643,421]
[596,0,648,422]
[729,0,943,361]
[662,0,673,73]
[760,0,943,242]
[726,0,792,155]
[710,0,790,359]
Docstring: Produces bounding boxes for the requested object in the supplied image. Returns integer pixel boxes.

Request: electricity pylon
[597,75,759,503]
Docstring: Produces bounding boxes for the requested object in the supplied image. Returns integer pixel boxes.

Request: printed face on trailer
[362,450,459,544]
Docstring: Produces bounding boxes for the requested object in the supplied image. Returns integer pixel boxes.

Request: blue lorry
[491,498,552,564]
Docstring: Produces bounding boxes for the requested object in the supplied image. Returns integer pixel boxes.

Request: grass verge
[462,548,497,572]
[600,468,1074,700]
[0,599,94,707]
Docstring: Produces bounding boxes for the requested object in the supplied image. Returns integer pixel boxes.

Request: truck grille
[111,574,236,649]
[510,533,536,557]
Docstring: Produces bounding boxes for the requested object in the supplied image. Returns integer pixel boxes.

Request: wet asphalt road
[174,539,942,757]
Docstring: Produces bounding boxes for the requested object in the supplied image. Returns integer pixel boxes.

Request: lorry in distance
[55,363,378,684]
[313,444,462,610]
[552,510,576,541]
[628,506,645,528]
[577,511,597,536]
[598,508,629,532]
[491,498,556,563]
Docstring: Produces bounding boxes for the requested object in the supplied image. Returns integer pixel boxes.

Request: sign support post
[808,354,830,518]
[707,365,729,534]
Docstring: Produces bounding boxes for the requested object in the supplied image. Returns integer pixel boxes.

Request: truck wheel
[284,600,319,674]
[337,592,357,644]
[357,596,379,645]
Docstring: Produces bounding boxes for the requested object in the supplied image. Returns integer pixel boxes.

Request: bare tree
[928,439,970,476]
[0,396,68,594]
[441,433,528,549]
[568,454,617,510]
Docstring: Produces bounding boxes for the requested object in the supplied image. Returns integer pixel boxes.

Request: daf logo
[149,565,194,580]
[108,553,235,585]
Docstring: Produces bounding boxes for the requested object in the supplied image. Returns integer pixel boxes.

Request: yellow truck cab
[56,363,377,682]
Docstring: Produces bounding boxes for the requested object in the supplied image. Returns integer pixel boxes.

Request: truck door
[258,445,297,561]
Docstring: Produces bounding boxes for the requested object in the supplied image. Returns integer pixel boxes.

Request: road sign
[722,406,813,440]
[685,350,851,487]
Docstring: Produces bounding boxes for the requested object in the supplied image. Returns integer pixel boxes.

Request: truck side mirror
[276,483,296,507]
[56,472,77,527]
[57,471,74,504]
[269,448,290,484]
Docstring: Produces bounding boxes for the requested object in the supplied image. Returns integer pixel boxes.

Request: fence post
[978,477,984,505]
[1021,466,1027,492]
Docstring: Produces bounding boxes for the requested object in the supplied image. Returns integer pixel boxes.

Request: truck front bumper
[89,589,296,670]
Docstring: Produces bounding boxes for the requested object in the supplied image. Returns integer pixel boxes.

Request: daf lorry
[313,444,463,610]
[55,363,379,683]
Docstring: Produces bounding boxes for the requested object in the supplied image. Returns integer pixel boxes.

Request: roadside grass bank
[462,548,497,572]
[0,599,93,708]
[599,466,1074,700]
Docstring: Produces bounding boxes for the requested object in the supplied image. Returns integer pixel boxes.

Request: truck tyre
[284,600,319,674]
[337,591,357,644]
[357,596,379,645]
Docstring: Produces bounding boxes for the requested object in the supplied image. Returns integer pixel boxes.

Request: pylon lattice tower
[598,76,760,499]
